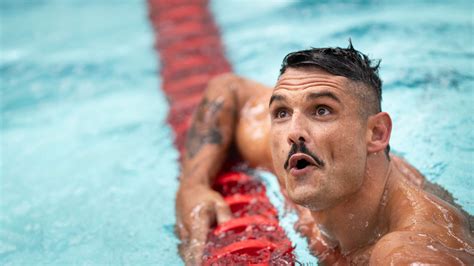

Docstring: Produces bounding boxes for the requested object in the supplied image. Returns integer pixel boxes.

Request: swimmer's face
[269,68,368,211]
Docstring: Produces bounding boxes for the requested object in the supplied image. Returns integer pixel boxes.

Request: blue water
[1,1,180,265]
[1,0,473,265]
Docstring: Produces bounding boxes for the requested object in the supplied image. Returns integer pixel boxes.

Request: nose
[286,112,310,146]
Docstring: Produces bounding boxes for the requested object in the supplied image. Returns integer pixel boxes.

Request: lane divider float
[148,0,295,264]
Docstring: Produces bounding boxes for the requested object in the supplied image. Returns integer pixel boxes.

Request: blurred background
[1,0,473,265]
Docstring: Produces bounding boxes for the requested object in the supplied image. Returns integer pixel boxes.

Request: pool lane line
[147,0,231,155]
[147,0,296,264]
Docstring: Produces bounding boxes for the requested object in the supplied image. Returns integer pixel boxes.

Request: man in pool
[175,43,473,265]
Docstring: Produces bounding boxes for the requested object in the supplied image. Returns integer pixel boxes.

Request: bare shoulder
[222,74,272,170]
[390,154,425,187]
[371,176,474,265]
[391,154,474,231]
[370,230,474,265]
[207,73,271,108]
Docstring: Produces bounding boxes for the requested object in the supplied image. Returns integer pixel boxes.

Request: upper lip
[288,153,319,170]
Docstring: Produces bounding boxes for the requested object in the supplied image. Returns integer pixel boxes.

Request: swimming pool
[1,0,472,265]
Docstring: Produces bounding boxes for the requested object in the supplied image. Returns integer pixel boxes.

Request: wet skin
[176,71,473,265]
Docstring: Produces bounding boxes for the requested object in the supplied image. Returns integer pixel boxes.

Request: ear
[366,112,392,153]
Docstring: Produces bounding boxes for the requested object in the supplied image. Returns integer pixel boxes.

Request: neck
[311,152,393,254]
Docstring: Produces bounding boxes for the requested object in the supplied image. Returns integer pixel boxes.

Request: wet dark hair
[280,40,390,156]
[280,40,382,115]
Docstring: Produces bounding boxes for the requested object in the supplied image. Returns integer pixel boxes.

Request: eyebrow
[269,91,341,107]
[269,94,286,107]
[306,91,341,103]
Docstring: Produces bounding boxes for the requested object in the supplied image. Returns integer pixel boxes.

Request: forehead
[275,67,351,93]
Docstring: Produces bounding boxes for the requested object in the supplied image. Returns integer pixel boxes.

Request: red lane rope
[147,1,295,264]
[148,0,231,154]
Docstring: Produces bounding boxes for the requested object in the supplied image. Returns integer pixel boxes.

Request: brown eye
[275,109,289,119]
[315,106,330,116]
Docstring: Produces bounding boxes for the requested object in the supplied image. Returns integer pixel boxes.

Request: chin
[287,186,327,211]
[284,171,324,208]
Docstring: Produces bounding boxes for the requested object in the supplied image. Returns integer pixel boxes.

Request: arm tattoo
[185,97,224,158]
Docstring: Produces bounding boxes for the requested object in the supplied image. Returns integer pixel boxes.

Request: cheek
[335,130,365,155]
[329,122,367,176]
[330,119,366,152]
[312,119,367,173]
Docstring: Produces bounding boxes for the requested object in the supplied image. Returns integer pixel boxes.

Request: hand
[176,181,232,265]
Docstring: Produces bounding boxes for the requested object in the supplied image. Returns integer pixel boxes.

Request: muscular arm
[181,75,239,185]
[176,73,269,264]
[181,73,269,183]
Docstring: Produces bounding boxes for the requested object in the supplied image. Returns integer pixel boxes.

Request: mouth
[287,153,320,174]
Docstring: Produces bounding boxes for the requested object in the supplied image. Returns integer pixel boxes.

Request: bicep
[235,88,273,170]
[205,73,274,170]
[205,73,270,110]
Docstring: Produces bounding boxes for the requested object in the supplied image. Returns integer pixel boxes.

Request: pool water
[1,1,179,264]
[1,0,473,265]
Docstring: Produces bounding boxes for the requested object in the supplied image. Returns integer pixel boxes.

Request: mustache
[284,142,325,170]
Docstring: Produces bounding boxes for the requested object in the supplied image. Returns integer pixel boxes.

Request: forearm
[181,74,241,186]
